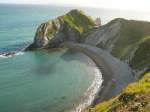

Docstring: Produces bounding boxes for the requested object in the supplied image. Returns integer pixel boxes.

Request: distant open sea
[0,4,149,112]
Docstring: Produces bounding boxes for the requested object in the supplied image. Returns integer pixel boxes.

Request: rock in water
[0,52,16,57]
[26,9,95,50]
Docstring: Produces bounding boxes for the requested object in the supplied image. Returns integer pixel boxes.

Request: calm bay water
[0,49,99,112]
[0,4,149,112]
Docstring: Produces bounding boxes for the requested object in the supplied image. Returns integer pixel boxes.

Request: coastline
[73,64,102,112]
[0,42,134,112]
[64,42,135,111]
[65,42,114,111]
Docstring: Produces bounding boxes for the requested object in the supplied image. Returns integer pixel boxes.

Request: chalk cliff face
[85,18,150,73]
[26,9,95,50]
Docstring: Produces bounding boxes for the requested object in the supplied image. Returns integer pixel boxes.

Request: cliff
[85,18,150,75]
[86,72,150,112]
[26,9,95,50]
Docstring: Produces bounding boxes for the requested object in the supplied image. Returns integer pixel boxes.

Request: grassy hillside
[45,9,94,41]
[130,37,150,70]
[97,19,150,71]
[61,9,94,36]
[46,9,94,38]
[84,18,150,112]
[86,72,150,112]
[111,19,150,59]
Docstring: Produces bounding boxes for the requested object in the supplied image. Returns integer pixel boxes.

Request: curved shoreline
[65,42,115,112]
[0,42,134,112]
[65,42,135,111]
[73,65,102,112]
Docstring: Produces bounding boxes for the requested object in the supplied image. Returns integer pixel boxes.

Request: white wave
[72,66,103,112]
[0,52,24,58]
[0,55,7,58]
[15,52,24,56]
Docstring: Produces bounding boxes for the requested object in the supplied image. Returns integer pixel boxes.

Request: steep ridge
[85,18,150,75]
[26,9,95,50]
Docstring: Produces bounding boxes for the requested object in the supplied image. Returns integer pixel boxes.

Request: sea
[0,4,149,112]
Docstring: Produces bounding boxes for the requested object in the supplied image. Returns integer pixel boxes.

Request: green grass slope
[85,19,150,112]
[97,19,150,71]
[46,9,95,41]
[130,37,150,70]
[86,72,150,112]
[46,9,94,38]
[61,9,94,36]
[111,19,150,59]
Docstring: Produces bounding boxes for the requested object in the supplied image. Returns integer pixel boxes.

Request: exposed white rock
[85,20,121,50]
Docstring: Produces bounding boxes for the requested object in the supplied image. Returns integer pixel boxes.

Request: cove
[0,49,100,112]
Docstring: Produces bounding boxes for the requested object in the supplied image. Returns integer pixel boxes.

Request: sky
[1,0,150,11]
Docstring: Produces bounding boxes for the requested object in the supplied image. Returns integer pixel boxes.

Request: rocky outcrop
[26,9,95,50]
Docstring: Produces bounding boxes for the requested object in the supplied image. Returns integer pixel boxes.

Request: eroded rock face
[85,19,121,48]
[26,9,95,50]
[26,19,66,50]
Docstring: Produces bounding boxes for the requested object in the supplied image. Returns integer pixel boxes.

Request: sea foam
[73,66,103,112]
[0,52,24,58]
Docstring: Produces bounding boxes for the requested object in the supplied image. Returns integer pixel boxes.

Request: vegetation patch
[86,72,150,112]
[99,19,150,71]
[111,20,150,60]
[130,37,150,70]
[45,10,95,41]
[63,10,94,36]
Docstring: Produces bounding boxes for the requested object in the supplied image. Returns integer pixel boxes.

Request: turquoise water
[0,4,149,112]
[0,4,98,112]
[0,49,97,112]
